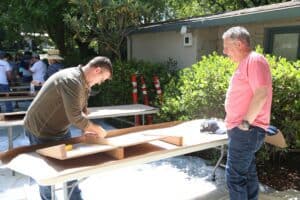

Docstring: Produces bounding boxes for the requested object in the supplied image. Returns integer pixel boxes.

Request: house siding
[128,31,197,69]
[128,16,300,68]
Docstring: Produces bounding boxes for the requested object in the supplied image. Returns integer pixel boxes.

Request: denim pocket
[254,130,265,152]
[228,127,252,153]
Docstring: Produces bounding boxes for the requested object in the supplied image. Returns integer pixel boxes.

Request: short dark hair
[88,56,113,77]
[32,53,40,59]
[0,51,6,59]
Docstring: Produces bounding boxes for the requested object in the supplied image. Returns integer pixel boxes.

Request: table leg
[8,127,13,150]
[63,182,69,200]
[15,101,19,109]
[211,145,225,181]
[7,126,16,176]
[142,114,145,125]
[51,185,56,200]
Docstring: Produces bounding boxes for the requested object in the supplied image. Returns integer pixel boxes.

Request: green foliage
[159,50,300,151]
[159,52,234,121]
[65,0,156,60]
[266,55,300,149]
[88,59,177,107]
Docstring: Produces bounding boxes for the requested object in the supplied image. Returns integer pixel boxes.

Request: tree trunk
[46,21,66,56]
[75,39,95,59]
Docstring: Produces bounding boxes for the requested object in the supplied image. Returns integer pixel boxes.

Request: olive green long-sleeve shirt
[24,66,90,138]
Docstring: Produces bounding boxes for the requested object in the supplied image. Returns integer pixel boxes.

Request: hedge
[159,50,300,150]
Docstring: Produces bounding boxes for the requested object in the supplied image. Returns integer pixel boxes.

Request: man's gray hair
[222,26,251,46]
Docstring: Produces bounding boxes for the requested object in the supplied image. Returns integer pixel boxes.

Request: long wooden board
[35,133,174,160]
[36,143,118,160]
[0,121,181,163]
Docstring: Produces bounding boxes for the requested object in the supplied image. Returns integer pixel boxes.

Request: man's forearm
[244,86,268,123]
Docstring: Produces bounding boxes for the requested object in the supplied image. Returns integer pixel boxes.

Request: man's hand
[82,107,90,115]
[238,124,249,131]
[84,122,107,138]
[238,120,250,131]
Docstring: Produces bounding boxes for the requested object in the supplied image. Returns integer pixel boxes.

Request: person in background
[0,51,13,112]
[222,26,273,200]
[30,53,47,90]
[44,49,64,81]
[24,56,113,200]
[19,52,32,83]
[4,53,19,85]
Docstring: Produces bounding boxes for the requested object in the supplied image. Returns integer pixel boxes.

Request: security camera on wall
[180,25,187,35]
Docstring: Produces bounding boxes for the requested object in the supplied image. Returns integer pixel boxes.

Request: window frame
[264,26,300,60]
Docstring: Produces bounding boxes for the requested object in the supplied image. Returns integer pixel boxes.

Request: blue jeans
[226,126,265,200]
[25,129,83,200]
[22,75,32,83]
[0,84,13,112]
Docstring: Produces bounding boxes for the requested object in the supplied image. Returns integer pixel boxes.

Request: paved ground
[0,119,299,200]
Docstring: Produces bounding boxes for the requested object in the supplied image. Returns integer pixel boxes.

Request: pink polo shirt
[225,52,272,130]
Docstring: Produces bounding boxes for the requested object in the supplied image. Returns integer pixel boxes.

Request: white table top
[4,119,227,186]
[0,104,158,127]
[87,104,158,119]
[10,85,30,91]
[0,95,35,102]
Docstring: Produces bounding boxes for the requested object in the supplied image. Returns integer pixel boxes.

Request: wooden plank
[36,143,118,160]
[36,144,66,160]
[160,136,183,146]
[104,148,124,160]
[107,121,182,137]
[265,130,287,148]
[35,133,167,160]
[0,121,183,164]
[106,133,167,147]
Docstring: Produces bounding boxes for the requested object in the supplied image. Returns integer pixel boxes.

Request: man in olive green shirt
[24,56,112,200]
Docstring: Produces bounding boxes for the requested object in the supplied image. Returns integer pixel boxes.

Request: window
[264,26,300,60]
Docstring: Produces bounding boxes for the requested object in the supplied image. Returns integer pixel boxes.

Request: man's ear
[95,67,101,73]
[236,40,242,47]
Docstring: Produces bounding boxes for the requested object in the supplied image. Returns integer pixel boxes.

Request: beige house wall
[128,31,198,68]
[128,17,300,68]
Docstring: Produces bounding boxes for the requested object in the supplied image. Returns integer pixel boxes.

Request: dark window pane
[273,33,299,60]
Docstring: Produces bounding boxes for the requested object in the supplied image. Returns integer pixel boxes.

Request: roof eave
[130,6,300,35]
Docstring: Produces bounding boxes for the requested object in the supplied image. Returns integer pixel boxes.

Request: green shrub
[159,51,300,150]
[159,52,235,121]
[88,59,177,107]
[267,55,300,149]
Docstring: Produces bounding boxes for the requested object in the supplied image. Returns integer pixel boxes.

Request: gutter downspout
[127,35,133,60]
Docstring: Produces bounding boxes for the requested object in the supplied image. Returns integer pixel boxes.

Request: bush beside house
[90,49,299,161]
[159,49,300,155]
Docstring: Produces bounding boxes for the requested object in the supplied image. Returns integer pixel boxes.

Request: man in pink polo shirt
[223,26,272,200]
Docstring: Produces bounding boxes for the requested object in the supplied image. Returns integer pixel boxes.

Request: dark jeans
[0,84,13,112]
[25,129,83,200]
[226,126,265,200]
[22,75,32,83]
